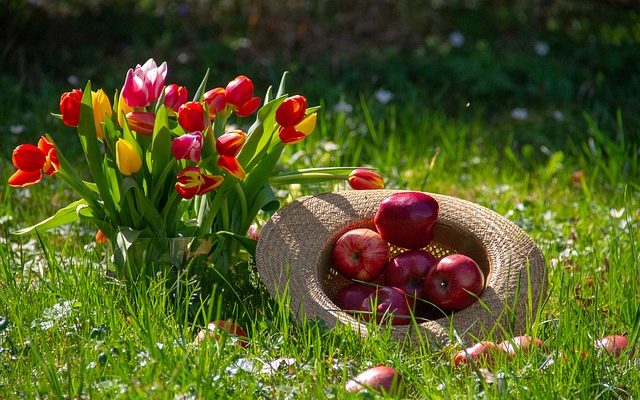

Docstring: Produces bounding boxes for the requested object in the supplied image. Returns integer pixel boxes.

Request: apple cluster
[331,192,485,325]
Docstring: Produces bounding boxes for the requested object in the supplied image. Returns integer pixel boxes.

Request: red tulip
[164,84,188,113]
[217,156,246,180]
[224,76,261,117]
[175,166,223,199]
[95,229,108,244]
[178,101,206,132]
[216,129,246,157]
[278,113,317,144]
[172,131,203,162]
[60,89,83,127]
[121,58,167,108]
[203,87,226,119]
[275,95,307,127]
[348,169,384,190]
[125,111,155,136]
[8,136,59,187]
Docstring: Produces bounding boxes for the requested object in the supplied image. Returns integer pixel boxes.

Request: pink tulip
[164,84,188,113]
[172,131,203,162]
[121,58,168,108]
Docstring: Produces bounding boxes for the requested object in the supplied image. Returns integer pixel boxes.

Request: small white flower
[609,208,625,219]
[511,108,529,120]
[534,41,549,56]
[449,31,465,48]
[333,100,353,113]
[177,52,190,64]
[552,110,564,121]
[374,89,394,104]
[10,124,25,134]
[67,75,80,86]
[321,141,339,151]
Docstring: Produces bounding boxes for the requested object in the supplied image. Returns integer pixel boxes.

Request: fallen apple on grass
[193,320,249,348]
[374,191,439,250]
[594,334,632,357]
[453,341,500,367]
[345,365,404,395]
[422,253,485,312]
[360,286,415,325]
[498,335,545,357]
[384,249,437,298]
[332,228,389,281]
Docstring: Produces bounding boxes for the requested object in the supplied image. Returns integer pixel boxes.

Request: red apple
[334,283,376,312]
[332,228,389,281]
[384,250,437,298]
[498,335,545,357]
[345,365,403,395]
[374,191,439,249]
[594,335,630,357]
[453,341,499,367]
[193,320,249,348]
[360,286,415,325]
[422,253,484,311]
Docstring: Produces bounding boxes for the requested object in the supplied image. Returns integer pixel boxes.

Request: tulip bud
[348,168,384,190]
[204,87,226,119]
[115,139,142,176]
[95,229,108,244]
[92,89,113,140]
[216,129,246,157]
[178,101,206,132]
[164,84,188,113]
[126,111,155,136]
[60,89,83,127]
[275,95,307,127]
[224,76,261,118]
[172,131,203,162]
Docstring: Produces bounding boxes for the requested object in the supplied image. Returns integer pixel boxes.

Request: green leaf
[134,187,166,237]
[276,71,289,98]
[12,199,90,235]
[112,227,143,269]
[77,82,119,224]
[238,95,286,169]
[193,69,210,101]
[216,230,257,258]
[149,106,173,187]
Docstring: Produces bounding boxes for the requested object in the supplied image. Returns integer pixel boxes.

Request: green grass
[1,94,638,398]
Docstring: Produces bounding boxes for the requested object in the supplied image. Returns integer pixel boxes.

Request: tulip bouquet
[8,58,383,285]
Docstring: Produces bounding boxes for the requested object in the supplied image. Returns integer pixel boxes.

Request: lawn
[1,1,639,399]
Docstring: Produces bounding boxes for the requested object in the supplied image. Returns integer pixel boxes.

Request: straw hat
[256,190,546,345]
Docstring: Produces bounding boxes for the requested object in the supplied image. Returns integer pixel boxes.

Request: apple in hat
[422,253,485,311]
[384,249,437,298]
[360,286,415,325]
[374,191,439,249]
[332,228,389,281]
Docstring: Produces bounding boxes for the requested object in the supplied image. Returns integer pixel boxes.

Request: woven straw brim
[256,190,546,345]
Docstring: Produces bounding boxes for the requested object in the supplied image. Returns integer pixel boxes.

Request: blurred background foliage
[1,0,640,150]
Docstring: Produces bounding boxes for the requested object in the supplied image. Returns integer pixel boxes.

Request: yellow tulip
[115,139,142,176]
[91,89,112,140]
[117,91,134,128]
